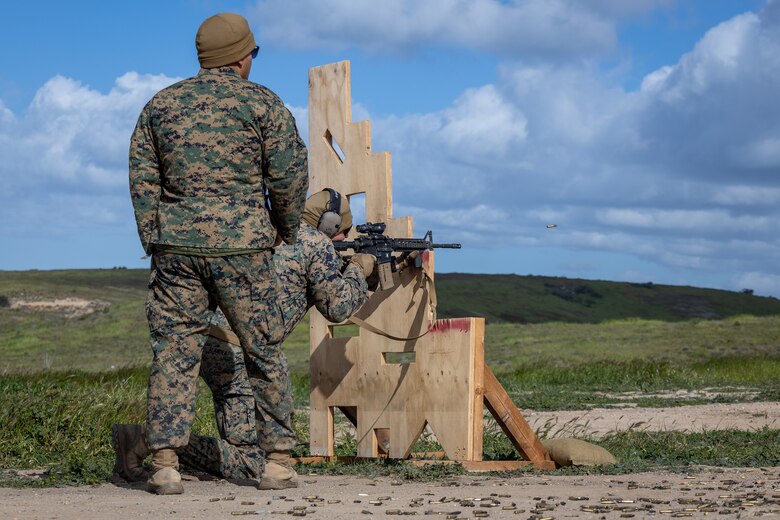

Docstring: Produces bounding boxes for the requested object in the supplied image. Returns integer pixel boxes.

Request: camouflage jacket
[129,67,309,253]
[211,223,368,340]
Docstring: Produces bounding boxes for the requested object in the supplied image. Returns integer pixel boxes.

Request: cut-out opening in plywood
[330,322,360,339]
[374,428,390,457]
[347,192,366,231]
[323,129,346,164]
[382,351,416,365]
[409,422,445,459]
[331,406,358,456]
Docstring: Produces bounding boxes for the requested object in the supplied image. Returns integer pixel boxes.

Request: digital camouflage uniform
[176,223,368,479]
[128,65,309,478]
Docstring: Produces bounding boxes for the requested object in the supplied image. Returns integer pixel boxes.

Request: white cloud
[0,100,13,125]
[400,203,508,231]
[501,64,630,148]
[640,65,673,92]
[712,185,780,206]
[6,194,132,237]
[595,208,777,234]
[634,4,780,179]
[738,137,780,169]
[435,85,528,156]
[365,7,780,295]
[734,272,780,297]
[248,0,675,58]
[644,12,759,101]
[28,73,174,186]
[588,0,674,17]
[288,105,309,144]
[0,72,178,233]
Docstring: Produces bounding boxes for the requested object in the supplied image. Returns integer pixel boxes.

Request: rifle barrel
[333,238,461,250]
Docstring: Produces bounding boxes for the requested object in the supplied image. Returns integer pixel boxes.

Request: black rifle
[334,222,461,289]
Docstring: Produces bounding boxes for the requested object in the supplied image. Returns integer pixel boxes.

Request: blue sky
[2,0,779,297]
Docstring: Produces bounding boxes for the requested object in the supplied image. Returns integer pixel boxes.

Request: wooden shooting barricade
[302,61,554,471]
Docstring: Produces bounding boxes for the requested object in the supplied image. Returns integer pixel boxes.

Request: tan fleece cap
[302,189,353,237]
[196,13,257,68]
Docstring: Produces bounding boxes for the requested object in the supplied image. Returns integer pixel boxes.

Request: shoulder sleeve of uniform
[259,90,309,245]
[128,100,161,254]
[305,230,368,323]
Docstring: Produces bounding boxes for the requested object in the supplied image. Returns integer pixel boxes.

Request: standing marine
[128,12,308,494]
[113,190,376,488]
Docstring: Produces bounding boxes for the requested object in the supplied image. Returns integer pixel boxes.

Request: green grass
[498,357,780,411]
[1,269,779,486]
[0,269,150,372]
[2,355,778,486]
[600,429,780,470]
[0,367,220,486]
[484,315,780,373]
[2,359,776,485]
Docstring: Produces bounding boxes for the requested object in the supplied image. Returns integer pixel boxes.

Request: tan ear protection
[317,188,342,238]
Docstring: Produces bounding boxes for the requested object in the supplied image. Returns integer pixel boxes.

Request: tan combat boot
[111,424,149,482]
[258,450,299,490]
[147,448,184,495]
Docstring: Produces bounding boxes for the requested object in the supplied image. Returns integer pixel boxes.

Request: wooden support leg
[483,366,556,470]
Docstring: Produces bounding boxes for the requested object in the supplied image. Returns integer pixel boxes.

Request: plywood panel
[310,316,485,460]
[307,61,548,468]
[308,61,409,237]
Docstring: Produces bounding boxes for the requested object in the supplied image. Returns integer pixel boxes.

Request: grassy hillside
[2,268,780,374]
[435,273,780,323]
[0,269,149,372]
[5,269,780,324]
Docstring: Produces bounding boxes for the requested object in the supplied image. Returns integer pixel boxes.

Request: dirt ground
[1,467,777,519]
[8,297,110,319]
[1,402,778,519]
[522,400,779,438]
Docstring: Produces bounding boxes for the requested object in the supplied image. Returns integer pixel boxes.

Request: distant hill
[3,268,780,373]
[2,269,779,326]
[435,273,780,323]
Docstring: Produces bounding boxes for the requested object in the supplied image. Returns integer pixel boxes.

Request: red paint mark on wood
[431,318,472,334]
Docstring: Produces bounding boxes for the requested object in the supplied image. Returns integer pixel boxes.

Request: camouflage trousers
[176,335,294,480]
[176,434,264,480]
[200,334,295,453]
[145,252,285,457]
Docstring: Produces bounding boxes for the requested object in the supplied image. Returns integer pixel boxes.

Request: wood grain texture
[306,61,548,468]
